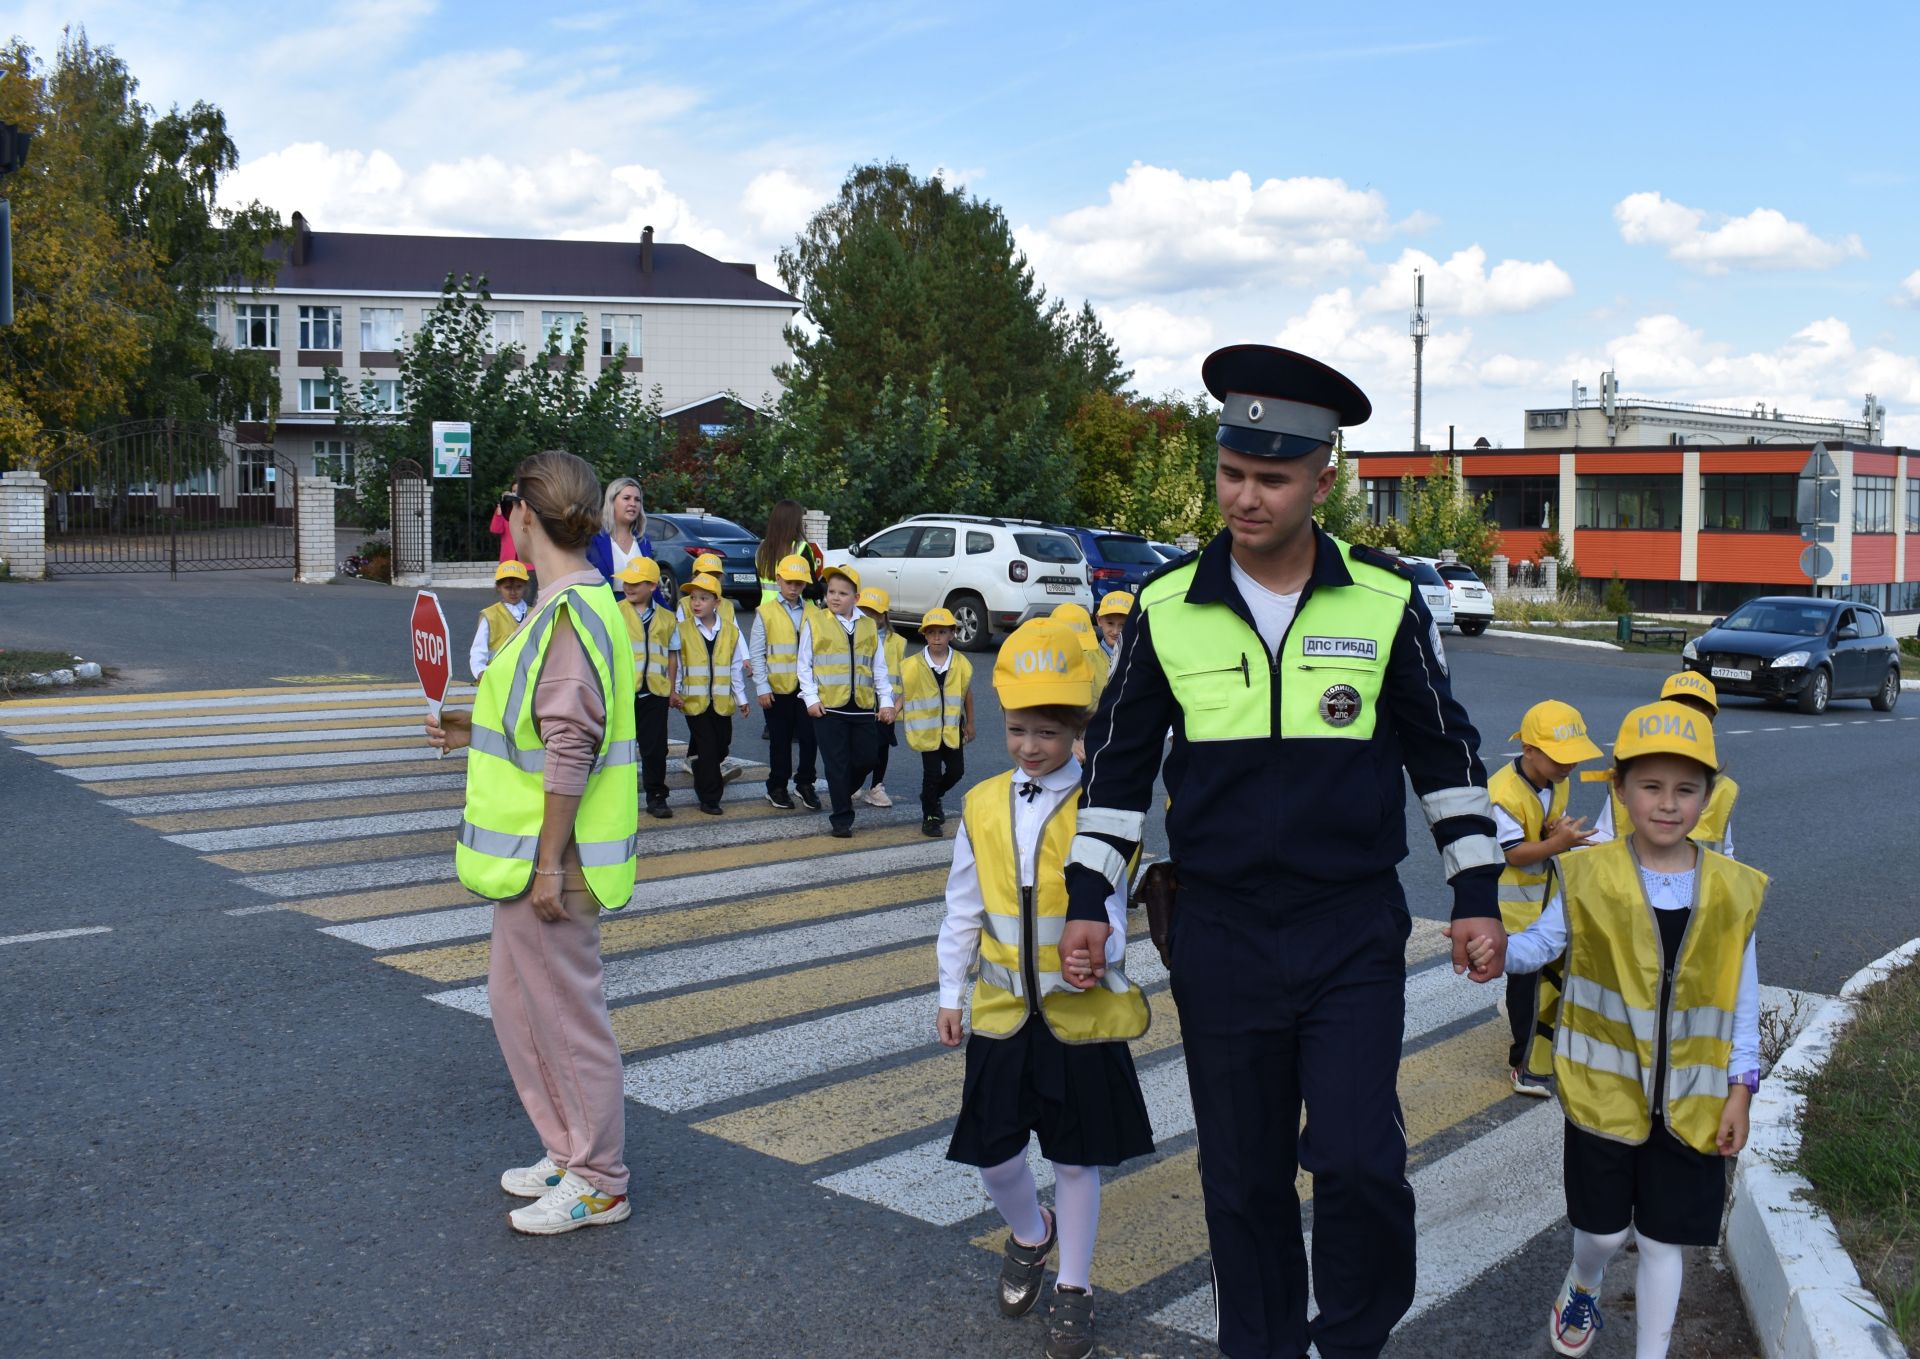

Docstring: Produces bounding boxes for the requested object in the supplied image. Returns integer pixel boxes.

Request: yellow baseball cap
[775,553,813,583]
[1049,602,1094,634]
[692,551,724,574]
[993,619,1094,710]
[1510,700,1603,763]
[920,607,958,630]
[1097,590,1134,618]
[857,587,891,615]
[1660,671,1719,712]
[680,572,723,596]
[821,563,860,591]
[1614,700,1720,770]
[613,558,660,586]
[495,560,530,582]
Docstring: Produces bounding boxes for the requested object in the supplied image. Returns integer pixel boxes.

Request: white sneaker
[866,784,893,808]
[507,1170,632,1235]
[1549,1269,1604,1355]
[499,1155,567,1198]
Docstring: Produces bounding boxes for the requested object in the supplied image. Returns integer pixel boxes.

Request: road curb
[1484,628,1623,651]
[1727,937,1919,1359]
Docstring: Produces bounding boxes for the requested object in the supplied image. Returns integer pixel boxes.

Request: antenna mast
[1409,270,1428,451]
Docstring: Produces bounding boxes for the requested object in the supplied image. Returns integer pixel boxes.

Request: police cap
[1203,344,1371,460]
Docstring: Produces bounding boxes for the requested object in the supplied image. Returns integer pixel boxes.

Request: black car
[646,513,763,608]
[1681,596,1900,715]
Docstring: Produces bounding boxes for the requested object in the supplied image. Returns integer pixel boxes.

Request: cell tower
[1409,270,1428,451]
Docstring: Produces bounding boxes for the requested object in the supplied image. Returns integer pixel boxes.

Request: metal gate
[37,422,299,577]
[390,458,431,582]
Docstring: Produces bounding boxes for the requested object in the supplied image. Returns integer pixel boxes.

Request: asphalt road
[2,571,1910,1357]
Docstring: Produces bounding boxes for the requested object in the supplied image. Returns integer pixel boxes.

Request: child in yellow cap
[1491,699,1603,1097]
[670,572,748,815]
[616,559,678,818]
[750,553,823,811]
[1094,591,1133,667]
[1457,701,1766,1359]
[899,606,975,836]
[935,619,1152,1359]
[857,586,908,808]
[1589,671,1740,859]
[798,564,896,837]
[1048,601,1110,701]
[469,561,531,679]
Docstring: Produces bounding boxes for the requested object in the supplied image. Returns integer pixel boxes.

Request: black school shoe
[795,786,822,811]
[646,802,672,820]
[766,789,795,810]
[998,1209,1055,1317]
[921,815,943,838]
[1045,1286,1094,1359]
[829,826,852,839]
[700,802,724,816]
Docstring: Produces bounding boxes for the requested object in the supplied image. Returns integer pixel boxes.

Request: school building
[1348,381,1917,616]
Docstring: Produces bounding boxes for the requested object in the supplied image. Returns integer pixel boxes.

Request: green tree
[1396,455,1502,573]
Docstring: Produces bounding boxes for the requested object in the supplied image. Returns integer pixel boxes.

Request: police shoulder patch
[1347,542,1411,578]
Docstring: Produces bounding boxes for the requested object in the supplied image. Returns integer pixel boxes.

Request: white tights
[978,1154,1102,1292]
[1570,1227,1686,1359]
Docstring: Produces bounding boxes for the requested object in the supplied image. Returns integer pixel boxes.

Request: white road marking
[0,926,113,946]
[167,808,463,852]
[0,703,430,735]
[59,746,453,783]
[1,687,472,718]
[224,903,293,917]
[19,725,425,756]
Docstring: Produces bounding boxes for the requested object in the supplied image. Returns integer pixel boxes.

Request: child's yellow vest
[678,615,741,716]
[901,650,973,751]
[1488,761,1570,933]
[755,598,816,696]
[481,601,522,652]
[620,600,676,698]
[806,610,877,709]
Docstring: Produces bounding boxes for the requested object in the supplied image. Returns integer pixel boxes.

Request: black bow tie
[1018,781,1044,802]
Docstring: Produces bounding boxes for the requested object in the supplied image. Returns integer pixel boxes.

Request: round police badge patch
[1319,683,1362,727]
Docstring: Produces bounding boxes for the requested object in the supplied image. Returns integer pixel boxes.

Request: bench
[1629,624,1688,647]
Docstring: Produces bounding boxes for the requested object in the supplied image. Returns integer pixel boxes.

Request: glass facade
[1701,473,1795,531]
[1464,476,1557,528]
[1575,475,1682,529]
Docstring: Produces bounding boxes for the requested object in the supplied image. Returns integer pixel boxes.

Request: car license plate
[730,572,756,584]
[1045,581,1077,595]
[1710,666,1752,681]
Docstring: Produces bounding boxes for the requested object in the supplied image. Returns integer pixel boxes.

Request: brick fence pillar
[1491,554,1509,591]
[802,508,831,550]
[1541,557,1559,596]
[296,478,339,584]
[0,469,48,580]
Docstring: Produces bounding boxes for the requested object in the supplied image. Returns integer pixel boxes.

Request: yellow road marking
[626,821,930,883]
[694,990,1184,1165]
[290,881,479,921]
[8,714,428,744]
[611,944,926,1054]
[45,735,423,767]
[380,868,949,982]
[204,829,452,874]
[78,760,466,799]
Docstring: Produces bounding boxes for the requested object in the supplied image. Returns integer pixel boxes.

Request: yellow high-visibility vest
[1489,761,1570,933]
[900,650,972,751]
[755,598,815,696]
[482,601,522,652]
[806,609,877,709]
[678,614,741,716]
[620,600,675,698]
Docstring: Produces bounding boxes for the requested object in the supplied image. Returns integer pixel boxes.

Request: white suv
[1404,555,1491,635]
[824,515,1093,650]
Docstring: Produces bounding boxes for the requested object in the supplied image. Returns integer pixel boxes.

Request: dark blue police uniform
[1065,345,1503,1359]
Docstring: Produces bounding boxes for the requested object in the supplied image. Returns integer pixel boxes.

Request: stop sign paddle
[410,592,453,754]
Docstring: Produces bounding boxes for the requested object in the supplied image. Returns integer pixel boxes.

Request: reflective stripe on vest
[1610,773,1739,857]
[1141,538,1410,743]
[1552,839,1766,1154]
[678,615,741,717]
[962,773,1150,1045]
[621,600,675,698]
[807,610,877,709]
[756,599,811,696]
[1489,761,1568,932]
[900,651,972,751]
[456,583,640,910]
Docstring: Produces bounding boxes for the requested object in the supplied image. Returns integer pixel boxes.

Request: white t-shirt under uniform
[1229,556,1300,659]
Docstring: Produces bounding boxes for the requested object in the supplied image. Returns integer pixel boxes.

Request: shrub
[1602,572,1632,616]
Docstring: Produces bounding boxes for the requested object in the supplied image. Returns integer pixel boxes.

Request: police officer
[1059,345,1508,1359]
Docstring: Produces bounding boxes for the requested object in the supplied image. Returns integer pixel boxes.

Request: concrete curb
[1484,628,1623,651]
[1727,937,1919,1359]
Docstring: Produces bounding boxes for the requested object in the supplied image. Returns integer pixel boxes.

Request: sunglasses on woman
[498,492,520,517]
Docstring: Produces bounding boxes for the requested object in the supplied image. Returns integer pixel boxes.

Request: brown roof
[267,220,798,305]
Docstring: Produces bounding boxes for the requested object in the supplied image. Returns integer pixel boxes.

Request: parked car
[1681,596,1900,715]
[823,514,1092,651]
[1150,541,1186,562]
[646,512,762,608]
[1058,525,1165,596]
[1405,556,1492,636]
[1393,555,1455,629]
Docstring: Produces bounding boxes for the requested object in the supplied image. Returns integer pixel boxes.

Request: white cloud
[255,0,438,71]
[1613,192,1865,273]
[1020,163,1394,298]
[1096,302,1214,394]
[740,169,829,244]
[1894,269,1920,308]
[1359,246,1573,317]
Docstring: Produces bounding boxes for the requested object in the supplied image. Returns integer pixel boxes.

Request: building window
[297,378,336,412]
[1701,473,1795,531]
[298,305,342,350]
[1699,580,1807,616]
[1854,475,1893,532]
[197,301,219,337]
[1907,479,1920,533]
[540,311,586,350]
[1362,478,1404,524]
[1465,476,1557,528]
[234,303,279,350]
[1832,583,1890,610]
[1575,475,1681,529]
[359,307,405,351]
[601,314,642,358]
[486,310,523,352]
[237,402,269,424]
[1889,581,1920,613]
[237,447,276,495]
[313,439,354,485]
[1527,411,1568,430]
[364,379,405,413]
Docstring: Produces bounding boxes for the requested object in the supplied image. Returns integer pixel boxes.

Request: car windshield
[683,517,756,542]
[1722,601,1833,636]
[1437,564,1482,583]
[1404,560,1445,587]
[1094,535,1163,564]
[1015,532,1082,562]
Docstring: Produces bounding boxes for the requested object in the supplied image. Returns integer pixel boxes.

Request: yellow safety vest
[807,609,877,710]
[963,773,1150,1044]
[1608,774,1740,857]
[1490,762,1570,932]
[678,615,741,716]
[482,601,523,652]
[1554,839,1765,1155]
[900,650,973,751]
[880,630,906,705]
[755,598,814,696]
[456,584,639,910]
[620,600,675,698]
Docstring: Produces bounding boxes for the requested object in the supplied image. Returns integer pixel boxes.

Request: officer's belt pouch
[1133,860,1179,969]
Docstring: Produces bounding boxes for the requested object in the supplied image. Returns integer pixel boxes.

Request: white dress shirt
[674,614,750,711]
[469,599,530,679]
[936,757,1128,1009]
[796,609,895,711]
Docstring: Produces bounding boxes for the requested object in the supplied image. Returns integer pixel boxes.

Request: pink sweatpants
[488,888,629,1196]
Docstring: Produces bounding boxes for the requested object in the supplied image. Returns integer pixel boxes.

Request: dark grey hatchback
[1680,596,1901,715]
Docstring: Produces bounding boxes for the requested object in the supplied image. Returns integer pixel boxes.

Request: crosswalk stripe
[0,685,470,713]
[382,868,950,983]
[0,703,439,735]
[81,761,466,799]
[426,903,943,1018]
[108,764,722,818]
[8,715,426,747]
[137,789,471,834]
[45,734,424,767]
[58,745,453,782]
[287,880,481,921]
[205,828,454,873]
[171,809,461,853]
[234,854,455,899]
[691,990,1185,1165]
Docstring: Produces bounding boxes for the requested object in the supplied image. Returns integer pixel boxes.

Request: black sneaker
[1045,1285,1094,1359]
[921,816,943,838]
[998,1209,1055,1317]
[646,802,672,820]
[795,786,822,811]
[766,790,795,810]
[829,826,852,839]
[700,802,724,816]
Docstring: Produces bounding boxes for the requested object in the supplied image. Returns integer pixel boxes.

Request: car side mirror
[1834,624,1859,641]
[1710,617,1724,628]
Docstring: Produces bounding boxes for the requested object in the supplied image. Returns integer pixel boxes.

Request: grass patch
[1795,959,1920,1347]
[1493,594,1595,626]
[0,647,108,696]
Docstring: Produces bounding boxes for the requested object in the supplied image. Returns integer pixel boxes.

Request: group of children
[1473,669,1762,1358]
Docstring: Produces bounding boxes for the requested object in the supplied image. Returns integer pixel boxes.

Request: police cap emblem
[1319,683,1362,727]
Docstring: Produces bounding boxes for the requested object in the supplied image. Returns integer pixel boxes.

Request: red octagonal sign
[410,590,452,719]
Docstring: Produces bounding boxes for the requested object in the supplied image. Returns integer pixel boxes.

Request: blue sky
[9,0,1918,445]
